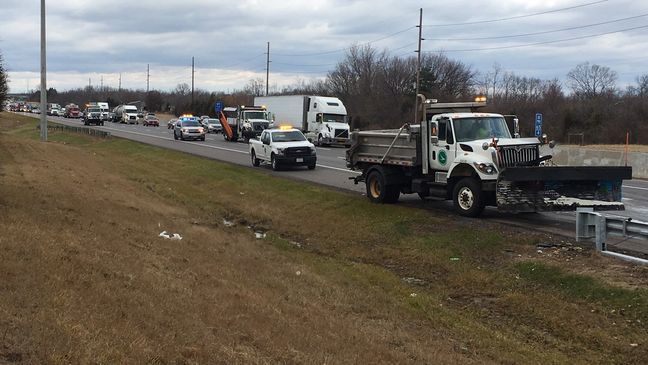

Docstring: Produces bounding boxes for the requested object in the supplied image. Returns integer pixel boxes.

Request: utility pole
[265,41,270,96]
[414,8,423,124]
[191,56,194,110]
[118,73,122,92]
[146,64,150,93]
[88,78,91,89]
[39,0,47,141]
[100,75,103,91]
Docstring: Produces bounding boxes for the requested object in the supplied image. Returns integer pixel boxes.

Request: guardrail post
[595,214,606,252]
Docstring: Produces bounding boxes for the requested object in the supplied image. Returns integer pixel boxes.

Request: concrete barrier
[545,145,648,179]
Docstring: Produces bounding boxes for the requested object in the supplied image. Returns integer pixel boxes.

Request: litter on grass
[159,231,183,240]
[222,219,235,227]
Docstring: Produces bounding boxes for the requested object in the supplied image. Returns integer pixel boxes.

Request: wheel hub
[458,187,474,210]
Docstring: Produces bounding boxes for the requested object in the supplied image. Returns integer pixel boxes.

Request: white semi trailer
[255,95,350,146]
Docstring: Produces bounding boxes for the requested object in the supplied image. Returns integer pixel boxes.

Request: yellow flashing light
[475,96,487,103]
[180,114,193,117]
[279,125,293,130]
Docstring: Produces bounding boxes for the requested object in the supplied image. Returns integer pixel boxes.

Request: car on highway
[142,113,159,127]
[167,118,177,129]
[173,117,206,141]
[204,118,222,133]
[249,127,316,170]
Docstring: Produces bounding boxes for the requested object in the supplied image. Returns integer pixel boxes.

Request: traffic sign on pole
[534,113,543,137]
[214,101,223,113]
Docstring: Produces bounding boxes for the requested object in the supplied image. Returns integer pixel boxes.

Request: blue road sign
[534,113,543,137]
[214,101,224,113]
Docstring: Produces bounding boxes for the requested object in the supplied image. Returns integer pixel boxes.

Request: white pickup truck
[249,127,317,171]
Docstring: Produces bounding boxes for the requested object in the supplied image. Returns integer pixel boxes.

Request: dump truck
[346,96,632,217]
[219,105,271,142]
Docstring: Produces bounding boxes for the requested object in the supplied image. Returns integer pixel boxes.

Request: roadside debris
[410,293,418,298]
[222,219,235,227]
[402,277,426,285]
[450,257,460,261]
[159,231,183,240]
[255,232,267,239]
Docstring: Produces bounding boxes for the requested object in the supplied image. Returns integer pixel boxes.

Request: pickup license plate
[296,158,303,163]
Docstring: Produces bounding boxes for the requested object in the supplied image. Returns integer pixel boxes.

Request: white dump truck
[219,105,271,142]
[254,95,350,146]
[346,96,632,217]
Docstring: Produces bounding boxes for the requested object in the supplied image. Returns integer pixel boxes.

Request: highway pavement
[22,113,648,254]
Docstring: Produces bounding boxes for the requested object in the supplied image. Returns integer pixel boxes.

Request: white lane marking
[317,147,331,151]
[337,156,346,159]
[623,185,648,191]
[97,126,249,154]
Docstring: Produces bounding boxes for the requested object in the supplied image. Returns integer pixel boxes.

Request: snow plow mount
[496,166,632,213]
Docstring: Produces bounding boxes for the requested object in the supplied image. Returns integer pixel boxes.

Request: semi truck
[346,96,632,217]
[219,105,271,142]
[113,104,139,124]
[254,95,351,146]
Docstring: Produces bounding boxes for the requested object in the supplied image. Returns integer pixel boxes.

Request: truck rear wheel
[366,169,399,204]
[452,177,485,217]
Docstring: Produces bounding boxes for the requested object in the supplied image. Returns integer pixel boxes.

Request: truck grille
[284,147,311,157]
[334,129,349,138]
[252,122,269,131]
[497,144,539,168]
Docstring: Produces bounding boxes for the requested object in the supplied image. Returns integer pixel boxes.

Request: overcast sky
[2,0,647,94]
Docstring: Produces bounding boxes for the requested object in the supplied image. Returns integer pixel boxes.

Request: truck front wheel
[366,169,399,204]
[452,177,485,217]
[271,154,280,171]
[251,150,260,167]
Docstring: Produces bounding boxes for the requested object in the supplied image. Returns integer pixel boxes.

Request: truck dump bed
[346,124,421,168]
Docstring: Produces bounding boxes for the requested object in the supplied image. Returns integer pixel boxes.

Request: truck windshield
[88,108,100,113]
[244,111,267,120]
[453,117,511,142]
[322,113,345,123]
[272,131,306,142]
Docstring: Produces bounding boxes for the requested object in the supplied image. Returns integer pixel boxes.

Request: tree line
[10,45,648,144]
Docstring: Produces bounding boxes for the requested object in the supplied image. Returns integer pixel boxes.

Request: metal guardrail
[576,208,648,265]
[36,124,111,138]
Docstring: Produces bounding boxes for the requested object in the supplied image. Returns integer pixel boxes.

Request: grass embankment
[1,112,647,364]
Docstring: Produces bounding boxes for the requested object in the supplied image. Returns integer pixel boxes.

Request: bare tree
[418,53,475,101]
[0,52,8,108]
[566,62,617,97]
[243,78,265,97]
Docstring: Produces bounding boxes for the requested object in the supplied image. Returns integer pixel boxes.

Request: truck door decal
[438,150,447,165]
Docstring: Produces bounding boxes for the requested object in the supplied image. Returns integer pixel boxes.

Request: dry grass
[1,112,647,364]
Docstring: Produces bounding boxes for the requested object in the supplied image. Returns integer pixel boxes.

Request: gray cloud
[2,0,648,92]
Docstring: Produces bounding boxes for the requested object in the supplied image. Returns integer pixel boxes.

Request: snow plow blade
[496,166,632,213]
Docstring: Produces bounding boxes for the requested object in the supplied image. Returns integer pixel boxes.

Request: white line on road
[96,125,359,173]
[623,185,648,191]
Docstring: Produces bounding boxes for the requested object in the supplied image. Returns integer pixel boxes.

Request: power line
[273,26,416,57]
[423,23,648,53]
[425,13,648,41]
[423,0,608,27]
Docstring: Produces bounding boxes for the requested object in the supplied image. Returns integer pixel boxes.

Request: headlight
[310,147,316,155]
[182,128,188,133]
[198,128,204,133]
[473,162,497,175]
[276,148,285,155]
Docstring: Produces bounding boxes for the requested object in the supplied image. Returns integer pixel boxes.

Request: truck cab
[307,96,349,146]
[222,106,271,142]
